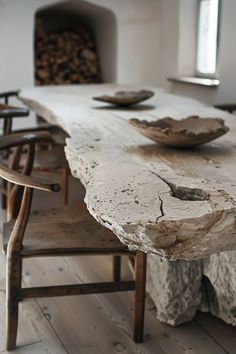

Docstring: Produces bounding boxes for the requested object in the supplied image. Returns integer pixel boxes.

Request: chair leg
[1,179,7,209]
[6,254,22,351]
[60,166,69,206]
[133,251,147,343]
[113,256,121,281]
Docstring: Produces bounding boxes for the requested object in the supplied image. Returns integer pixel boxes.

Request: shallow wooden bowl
[129,116,229,148]
[93,90,154,106]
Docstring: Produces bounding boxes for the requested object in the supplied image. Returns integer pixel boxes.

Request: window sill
[167,76,220,87]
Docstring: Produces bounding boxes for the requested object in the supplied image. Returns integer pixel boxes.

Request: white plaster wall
[0,0,162,128]
[214,0,236,104]
[100,0,161,86]
[0,0,60,91]
[0,0,162,92]
[1,0,235,109]
[0,0,60,127]
[159,0,179,89]
[177,0,197,77]
[161,0,236,105]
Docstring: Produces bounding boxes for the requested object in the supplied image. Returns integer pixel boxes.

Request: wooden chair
[0,91,70,206]
[0,91,122,302]
[0,132,147,351]
[214,103,236,114]
[0,90,20,104]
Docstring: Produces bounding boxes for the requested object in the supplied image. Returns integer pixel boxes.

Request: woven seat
[20,144,68,170]
[3,202,128,257]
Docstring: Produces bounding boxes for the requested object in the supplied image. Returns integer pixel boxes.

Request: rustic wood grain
[19,84,236,261]
[3,202,131,257]
[21,254,228,354]
[195,312,236,353]
[66,255,228,354]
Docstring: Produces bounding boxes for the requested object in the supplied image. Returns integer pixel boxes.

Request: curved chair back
[0,132,61,253]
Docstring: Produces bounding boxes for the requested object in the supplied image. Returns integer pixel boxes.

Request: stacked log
[35,19,102,85]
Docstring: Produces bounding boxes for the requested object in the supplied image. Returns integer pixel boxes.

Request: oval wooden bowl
[129,116,229,148]
[93,90,154,106]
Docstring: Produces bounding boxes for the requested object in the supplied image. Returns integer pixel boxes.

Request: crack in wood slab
[19,85,236,261]
[156,195,165,222]
[150,170,209,201]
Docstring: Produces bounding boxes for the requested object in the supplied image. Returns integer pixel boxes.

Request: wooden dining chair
[214,103,236,114]
[0,132,147,351]
[0,91,70,206]
[0,91,121,289]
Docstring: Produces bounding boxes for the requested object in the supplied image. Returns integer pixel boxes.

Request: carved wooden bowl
[93,90,154,106]
[129,116,229,148]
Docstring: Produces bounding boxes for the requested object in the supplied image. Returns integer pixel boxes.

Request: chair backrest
[0,91,29,136]
[214,104,236,114]
[0,90,20,104]
[0,132,60,253]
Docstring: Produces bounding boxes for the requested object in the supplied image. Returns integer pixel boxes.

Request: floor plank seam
[63,257,135,340]
[33,299,70,354]
[195,318,230,354]
[63,256,84,283]
[149,307,229,354]
[69,259,132,322]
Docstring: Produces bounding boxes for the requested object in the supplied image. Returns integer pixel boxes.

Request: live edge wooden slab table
[20,84,236,326]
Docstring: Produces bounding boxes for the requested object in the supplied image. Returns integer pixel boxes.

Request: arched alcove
[34,0,117,85]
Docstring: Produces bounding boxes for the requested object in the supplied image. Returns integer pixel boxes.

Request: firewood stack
[35,19,102,85]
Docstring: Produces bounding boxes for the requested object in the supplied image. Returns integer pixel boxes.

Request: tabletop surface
[20,84,236,261]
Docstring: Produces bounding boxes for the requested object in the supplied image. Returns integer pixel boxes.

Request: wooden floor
[0,176,236,354]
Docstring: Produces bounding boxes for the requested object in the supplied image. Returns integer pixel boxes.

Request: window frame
[196,0,221,79]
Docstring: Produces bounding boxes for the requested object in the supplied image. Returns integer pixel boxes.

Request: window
[196,0,221,77]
